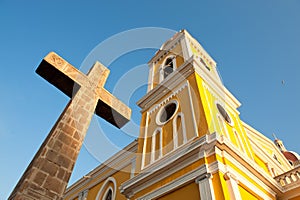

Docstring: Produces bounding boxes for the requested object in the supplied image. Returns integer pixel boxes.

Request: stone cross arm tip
[36,51,131,128]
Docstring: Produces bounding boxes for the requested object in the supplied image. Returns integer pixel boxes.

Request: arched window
[95,177,116,200]
[164,57,174,79]
[173,113,187,148]
[159,56,176,82]
[104,189,112,200]
[151,128,162,163]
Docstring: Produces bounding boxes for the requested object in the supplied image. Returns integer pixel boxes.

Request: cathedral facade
[64,30,300,200]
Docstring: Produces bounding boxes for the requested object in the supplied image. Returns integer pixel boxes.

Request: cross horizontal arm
[36,52,89,98]
[36,52,131,128]
[96,88,131,128]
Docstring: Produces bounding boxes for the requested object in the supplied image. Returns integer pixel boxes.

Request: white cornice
[138,56,241,113]
[137,165,208,200]
[148,82,188,115]
[120,133,218,197]
[137,56,195,111]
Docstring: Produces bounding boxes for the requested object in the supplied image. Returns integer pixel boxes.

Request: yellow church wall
[232,116,254,158]
[133,68,276,200]
[86,181,113,200]
[213,171,230,200]
[196,76,214,134]
[133,150,275,200]
[238,184,260,200]
[195,73,227,136]
[254,153,271,175]
[206,170,263,200]
[222,157,275,199]
[133,159,205,198]
[64,147,136,200]
[176,54,184,68]
[194,73,256,160]
[83,164,132,200]
[245,126,294,174]
[156,182,200,200]
[186,74,209,138]
[139,77,204,168]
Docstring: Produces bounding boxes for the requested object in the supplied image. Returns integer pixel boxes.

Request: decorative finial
[272,133,278,140]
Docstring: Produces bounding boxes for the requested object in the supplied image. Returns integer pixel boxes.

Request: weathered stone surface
[40,159,58,176]
[43,176,63,194]
[56,168,66,180]
[9,52,131,199]
[33,171,47,185]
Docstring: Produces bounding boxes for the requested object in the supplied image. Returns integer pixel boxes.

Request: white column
[130,157,136,178]
[159,65,164,83]
[180,36,193,61]
[147,63,154,91]
[78,189,88,200]
[83,189,88,200]
[195,173,215,200]
[224,172,242,200]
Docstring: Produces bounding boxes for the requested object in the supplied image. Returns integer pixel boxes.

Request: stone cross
[9,52,131,200]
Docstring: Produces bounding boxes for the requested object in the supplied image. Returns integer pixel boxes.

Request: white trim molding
[137,165,208,200]
[147,62,155,91]
[156,100,179,126]
[172,112,187,148]
[180,34,193,61]
[95,177,117,200]
[148,81,188,115]
[195,173,216,200]
[223,172,242,200]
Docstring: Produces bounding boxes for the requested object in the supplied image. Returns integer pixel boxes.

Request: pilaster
[195,173,215,200]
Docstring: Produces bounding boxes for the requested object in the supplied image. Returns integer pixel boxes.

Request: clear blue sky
[1,0,300,199]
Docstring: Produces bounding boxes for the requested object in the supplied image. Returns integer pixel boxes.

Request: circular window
[216,103,232,124]
[157,101,178,125]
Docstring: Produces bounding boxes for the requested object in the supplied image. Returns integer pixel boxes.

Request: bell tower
[135,30,255,172]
